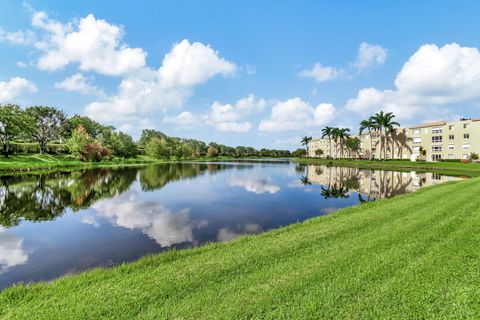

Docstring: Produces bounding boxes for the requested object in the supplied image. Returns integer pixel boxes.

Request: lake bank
[295,157,480,176]
[1,177,479,318]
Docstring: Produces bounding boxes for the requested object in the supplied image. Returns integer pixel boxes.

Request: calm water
[0,161,463,289]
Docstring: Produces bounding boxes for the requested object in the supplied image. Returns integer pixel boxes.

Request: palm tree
[332,127,350,159]
[345,137,361,159]
[369,111,400,160]
[321,126,334,158]
[359,119,377,160]
[301,136,312,157]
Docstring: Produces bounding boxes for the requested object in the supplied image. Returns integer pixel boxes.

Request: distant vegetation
[0,103,291,161]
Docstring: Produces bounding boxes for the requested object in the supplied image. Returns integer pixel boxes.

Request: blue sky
[1,1,480,149]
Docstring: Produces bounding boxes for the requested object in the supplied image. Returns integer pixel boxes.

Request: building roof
[409,121,446,129]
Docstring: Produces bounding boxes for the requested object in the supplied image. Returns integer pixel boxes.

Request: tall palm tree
[301,136,312,157]
[321,126,334,158]
[359,119,377,160]
[332,127,350,159]
[370,111,400,160]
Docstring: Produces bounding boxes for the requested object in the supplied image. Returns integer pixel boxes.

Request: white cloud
[16,61,28,68]
[0,232,28,272]
[164,111,198,127]
[216,122,252,132]
[298,63,342,82]
[217,224,262,242]
[158,39,236,87]
[0,27,35,45]
[346,43,480,121]
[32,11,146,76]
[273,136,302,150]
[354,42,388,69]
[230,176,280,194]
[0,77,37,102]
[54,73,105,97]
[86,40,236,125]
[258,98,336,132]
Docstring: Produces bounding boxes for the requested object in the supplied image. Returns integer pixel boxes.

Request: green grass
[1,178,479,319]
[296,157,480,176]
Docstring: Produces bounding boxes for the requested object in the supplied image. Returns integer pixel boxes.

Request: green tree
[62,115,107,139]
[0,104,33,157]
[301,136,312,157]
[66,125,92,160]
[370,111,400,160]
[314,149,324,158]
[332,127,350,159]
[138,129,167,147]
[321,126,334,158]
[207,145,219,157]
[101,129,137,158]
[145,137,169,159]
[345,137,361,159]
[359,119,377,160]
[26,106,66,154]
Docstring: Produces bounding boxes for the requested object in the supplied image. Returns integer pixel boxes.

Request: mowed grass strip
[1,179,480,319]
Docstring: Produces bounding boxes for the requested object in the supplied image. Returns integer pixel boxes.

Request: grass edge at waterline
[1,177,479,318]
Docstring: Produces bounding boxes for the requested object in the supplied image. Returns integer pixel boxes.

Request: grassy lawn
[296,157,480,176]
[1,178,479,319]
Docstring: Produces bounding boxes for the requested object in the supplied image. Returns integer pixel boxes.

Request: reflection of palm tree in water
[320,183,349,199]
[300,176,311,186]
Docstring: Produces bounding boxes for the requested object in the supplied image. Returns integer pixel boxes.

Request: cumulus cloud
[0,77,37,102]
[86,40,236,124]
[217,224,262,242]
[298,63,343,82]
[164,111,198,127]
[54,73,105,97]
[216,122,252,132]
[0,232,28,273]
[354,42,388,69]
[92,191,207,247]
[346,43,480,121]
[230,176,280,194]
[258,98,336,132]
[32,11,146,75]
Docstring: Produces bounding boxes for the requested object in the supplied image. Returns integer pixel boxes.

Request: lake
[0,161,463,289]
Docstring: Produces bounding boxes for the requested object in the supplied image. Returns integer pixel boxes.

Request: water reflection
[0,162,464,289]
[305,165,462,200]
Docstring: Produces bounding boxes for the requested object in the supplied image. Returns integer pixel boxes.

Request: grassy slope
[1,178,479,319]
[296,157,480,176]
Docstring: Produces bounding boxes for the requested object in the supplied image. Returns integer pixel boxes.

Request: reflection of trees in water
[0,163,235,228]
[320,184,349,199]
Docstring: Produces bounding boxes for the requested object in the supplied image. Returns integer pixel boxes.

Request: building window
[449,135,454,140]
[448,154,454,159]
[431,154,442,161]
[413,137,422,144]
[413,129,420,135]
[448,144,455,150]
[432,136,442,143]
[464,123,469,129]
[464,133,470,139]
[462,154,469,159]
[449,125,454,130]
[432,127,442,134]
[462,143,470,149]
[431,145,442,152]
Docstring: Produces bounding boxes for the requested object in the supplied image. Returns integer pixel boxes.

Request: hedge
[9,142,69,154]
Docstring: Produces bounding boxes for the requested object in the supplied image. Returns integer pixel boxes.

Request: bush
[10,142,68,154]
[145,137,169,159]
[82,143,110,162]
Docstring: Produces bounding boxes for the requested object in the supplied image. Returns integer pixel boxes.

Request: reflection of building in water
[306,165,462,199]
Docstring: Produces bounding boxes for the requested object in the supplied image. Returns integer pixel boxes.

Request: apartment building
[307,118,480,162]
[410,118,480,162]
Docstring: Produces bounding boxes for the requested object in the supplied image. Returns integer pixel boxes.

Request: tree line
[0,103,292,160]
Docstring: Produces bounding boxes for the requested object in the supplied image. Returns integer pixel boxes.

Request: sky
[1,0,480,150]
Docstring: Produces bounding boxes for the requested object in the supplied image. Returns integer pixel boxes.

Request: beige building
[307,118,480,162]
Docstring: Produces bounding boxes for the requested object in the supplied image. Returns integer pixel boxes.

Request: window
[464,133,470,139]
[449,135,454,140]
[462,143,470,149]
[413,146,420,152]
[431,154,442,161]
[413,129,420,135]
[448,144,455,150]
[449,125,454,130]
[431,145,442,152]
[464,123,469,129]
[462,154,469,159]
[413,137,422,144]
[432,136,442,143]
[432,127,442,134]
[448,154,454,159]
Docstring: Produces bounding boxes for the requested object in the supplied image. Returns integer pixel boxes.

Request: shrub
[82,143,110,162]
[67,125,92,160]
[145,137,169,159]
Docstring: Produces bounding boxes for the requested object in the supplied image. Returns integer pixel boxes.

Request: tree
[345,137,361,159]
[101,129,137,158]
[321,126,334,158]
[301,136,312,157]
[332,127,350,158]
[359,119,377,160]
[314,149,324,158]
[26,106,66,154]
[145,137,169,159]
[138,129,167,147]
[369,111,400,160]
[207,145,219,157]
[0,104,33,157]
[66,125,92,160]
[292,148,306,157]
[62,115,107,139]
